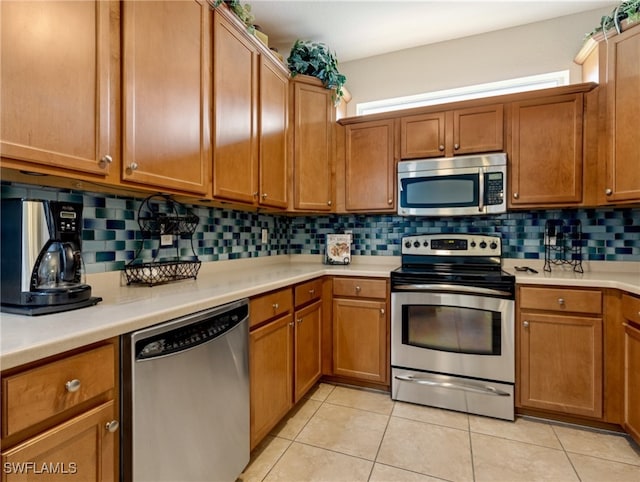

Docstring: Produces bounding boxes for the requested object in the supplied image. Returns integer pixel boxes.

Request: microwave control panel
[485,172,504,205]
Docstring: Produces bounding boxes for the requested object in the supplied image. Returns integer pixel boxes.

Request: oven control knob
[490,242,498,250]
[479,241,487,249]
[470,241,476,248]
[423,241,429,247]
[413,241,420,248]
[404,241,412,248]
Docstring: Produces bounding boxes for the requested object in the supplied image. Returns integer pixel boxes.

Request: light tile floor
[239,383,640,482]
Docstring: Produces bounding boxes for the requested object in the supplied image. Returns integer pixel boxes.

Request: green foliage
[213,0,255,30]
[287,40,347,105]
[586,0,640,38]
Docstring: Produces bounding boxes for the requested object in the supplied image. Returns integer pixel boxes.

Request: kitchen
[1,1,640,481]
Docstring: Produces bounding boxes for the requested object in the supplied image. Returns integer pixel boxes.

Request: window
[356,70,570,116]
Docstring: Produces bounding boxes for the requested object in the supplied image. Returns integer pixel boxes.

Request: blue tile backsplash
[2,181,639,273]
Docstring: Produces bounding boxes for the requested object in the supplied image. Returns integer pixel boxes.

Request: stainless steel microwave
[397,153,507,216]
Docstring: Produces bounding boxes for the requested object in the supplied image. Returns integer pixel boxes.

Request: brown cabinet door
[453,104,503,155]
[333,298,388,384]
[1,401,118,482]
[213,10,259,204]
[400,113,445,159]
[249,314,293,450]
[624,322,640,444]
[259,55,289,209]
[1,1,115,176]
[345,120,396,211]
[294,300,322,402]
[509,94,584,206]
[292,80,334,211]
[604,26,640,203]
[519,312,603,418]
[122,0,210,195]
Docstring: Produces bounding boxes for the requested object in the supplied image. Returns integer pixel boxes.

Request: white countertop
[1,255,638,371]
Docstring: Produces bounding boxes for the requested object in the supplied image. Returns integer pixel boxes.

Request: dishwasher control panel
[135,303,248,360]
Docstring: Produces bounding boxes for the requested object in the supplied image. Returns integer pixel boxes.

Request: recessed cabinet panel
[345,120,395,211]
[122,0,210,194]
[509,94,583,206]
[213,11,259,204]
[401,113,445,159]
[0,1,114,176]
[454,104,503,155]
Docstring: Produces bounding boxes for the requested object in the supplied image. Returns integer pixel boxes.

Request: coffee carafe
[1,199,101,315]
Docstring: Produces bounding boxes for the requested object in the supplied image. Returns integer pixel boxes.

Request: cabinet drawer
[622,293,640,325]
[2,344,115,438]
[250,288,293,329]
[519,286,602,314]
[333,277,387,299]
[294,278,323,308]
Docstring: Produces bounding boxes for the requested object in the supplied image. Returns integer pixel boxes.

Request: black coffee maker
[1,199,101,315]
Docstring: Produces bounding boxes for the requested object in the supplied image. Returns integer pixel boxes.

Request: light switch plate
[261,228,268,244]
[160,234,173,246]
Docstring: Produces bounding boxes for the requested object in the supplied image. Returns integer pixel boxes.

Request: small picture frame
[325,233,351,265]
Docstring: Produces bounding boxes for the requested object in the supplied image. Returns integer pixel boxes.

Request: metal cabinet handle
[355,286,361,293]
[513,192,519,199]
[297,318,303,324]
[327,200,332,206]
[129,162,138,171]
[65,379,81,392]
[558,298,565,305]
[99,154,112,168]
[605,188,613,196]
[262,193,268,199]
[272,303,279,310]
[438,144,445,151]
[387,199,393,204]
[523,321,529,327]
[454,143,460,150]
[288,321,294,327]
[105,420,119,433]
[380,308,385,315]
[253,192,259,197]
[309,288,315,295]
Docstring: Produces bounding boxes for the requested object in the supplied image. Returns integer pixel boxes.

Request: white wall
[340,7,611,117]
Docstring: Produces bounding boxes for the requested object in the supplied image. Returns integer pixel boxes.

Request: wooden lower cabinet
[1,401,117,482]
[1,340,119,481]
[518,286,603,419]
[249,313,293,450]
[331,277,389,386]
[622,293,640,443]
[294,300,323,402]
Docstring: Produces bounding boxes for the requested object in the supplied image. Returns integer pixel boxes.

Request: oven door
[391,290,514,383]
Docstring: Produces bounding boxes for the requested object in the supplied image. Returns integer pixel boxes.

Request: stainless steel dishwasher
[121,299,249,482]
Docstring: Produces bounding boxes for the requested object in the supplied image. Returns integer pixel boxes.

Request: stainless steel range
[390,233,516,420]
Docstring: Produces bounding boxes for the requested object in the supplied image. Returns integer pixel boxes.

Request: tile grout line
[367,400,395,481]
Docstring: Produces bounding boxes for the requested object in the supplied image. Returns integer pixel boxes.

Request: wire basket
[124,260,201,287]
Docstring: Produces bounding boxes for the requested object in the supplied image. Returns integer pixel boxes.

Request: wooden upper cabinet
[400,112,445,159]
[291,76,335,211]
[508,93,584,207]
[213,9,259,204]
[122,0,211,195]
[604,25,640,203]
[400,104,503,159]
[0,1,116,176]
[344,119,396,211]
[259,55,290,209]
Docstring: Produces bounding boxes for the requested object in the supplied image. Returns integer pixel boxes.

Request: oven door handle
[394,375,511,396]
[392,283,512,297]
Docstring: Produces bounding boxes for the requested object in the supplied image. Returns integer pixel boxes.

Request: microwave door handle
[478,168,485,212]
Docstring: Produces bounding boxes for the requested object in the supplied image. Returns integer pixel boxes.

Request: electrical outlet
[160,234,173,246]
[261,228,268,244]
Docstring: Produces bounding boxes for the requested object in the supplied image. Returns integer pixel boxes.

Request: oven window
[400,174,479,208]
[402,304,501,355]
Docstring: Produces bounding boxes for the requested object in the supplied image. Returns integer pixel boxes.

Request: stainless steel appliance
[121,299,250,482]
[397,153,507,216]
[0,198,101,315]
[391,234,515,420]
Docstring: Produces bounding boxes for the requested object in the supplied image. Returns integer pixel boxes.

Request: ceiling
[248,1,619,63]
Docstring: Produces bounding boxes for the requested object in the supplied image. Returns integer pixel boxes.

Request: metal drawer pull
[309,289,315,295]
[355,286,361,292]
[380,308,385,315]
[65,379,81,393]
[558,298,565,305]
[105,420,119,433]
[523,321,529,327]
[272,303,279,310]
[297,318,303,324]
[394,375,510,396]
